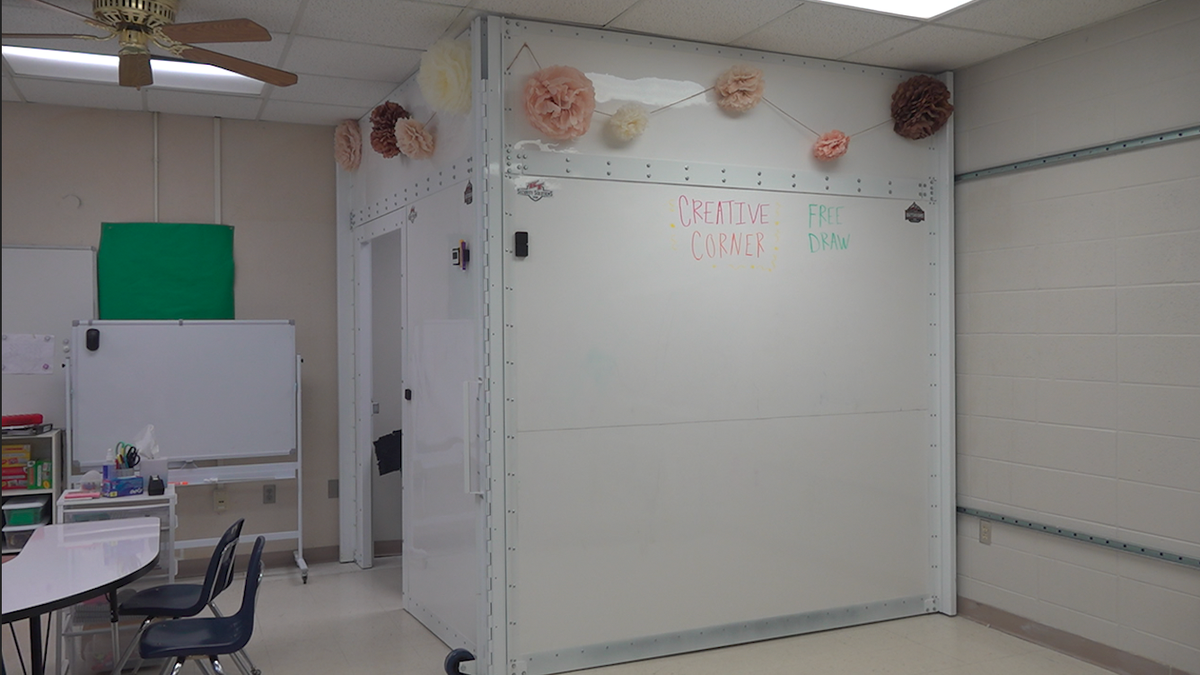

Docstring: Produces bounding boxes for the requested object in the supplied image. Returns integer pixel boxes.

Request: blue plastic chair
[138,536,267,675]
[109,519,247,674]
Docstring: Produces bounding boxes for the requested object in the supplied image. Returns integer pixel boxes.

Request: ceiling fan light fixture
[2,45,263,94]
[93,0,177,30]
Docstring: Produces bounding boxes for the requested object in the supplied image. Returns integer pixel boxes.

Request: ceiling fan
[2,0,297,88]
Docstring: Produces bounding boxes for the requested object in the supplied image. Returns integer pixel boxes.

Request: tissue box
[102,475,144,498]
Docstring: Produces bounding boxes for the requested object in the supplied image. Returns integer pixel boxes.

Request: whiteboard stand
[66,323,308,583]
[166,356,307,583]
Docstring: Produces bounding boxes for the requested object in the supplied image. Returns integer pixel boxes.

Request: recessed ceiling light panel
[808,0,978,20]
[2,45,263,95]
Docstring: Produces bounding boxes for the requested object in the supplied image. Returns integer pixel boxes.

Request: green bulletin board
[98,222,234,320]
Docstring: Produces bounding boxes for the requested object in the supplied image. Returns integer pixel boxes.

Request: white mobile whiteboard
[69,320,297,467]
[1,246,96,428]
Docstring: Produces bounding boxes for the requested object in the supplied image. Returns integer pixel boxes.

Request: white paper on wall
[1,334,56,374]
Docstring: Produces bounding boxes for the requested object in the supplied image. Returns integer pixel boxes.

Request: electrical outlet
[979,519,992,545]
[263,483,277,504]
[214,485,227,513]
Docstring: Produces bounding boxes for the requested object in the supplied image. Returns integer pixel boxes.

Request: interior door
[402,185,483,654]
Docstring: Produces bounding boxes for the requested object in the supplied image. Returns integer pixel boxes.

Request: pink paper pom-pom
[523,65,596,140]
[334,119,361,171]
[715,65,765,113]
[396,119,436,159]
[813,130,849,161]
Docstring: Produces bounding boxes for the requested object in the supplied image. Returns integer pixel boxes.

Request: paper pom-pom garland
[813,130,849,161]
[607,103,649,141]
[396,119,436,159]
[369,101,411,158]
[715,65,765,113]
[418,39,472,115]
[891,75,954,140]
[334,120,362,171]
[524,65,596,140]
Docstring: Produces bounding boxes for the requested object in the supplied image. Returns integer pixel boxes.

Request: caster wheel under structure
[444,648,476,675]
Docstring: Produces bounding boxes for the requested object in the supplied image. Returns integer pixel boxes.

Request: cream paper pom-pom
[607,103,649,141]
[715,65,765,113]
[418,39,472,115]
[396,119,436,159]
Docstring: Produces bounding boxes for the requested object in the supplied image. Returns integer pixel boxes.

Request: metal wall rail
[957,506,1200,569]
[955,125,1200,183]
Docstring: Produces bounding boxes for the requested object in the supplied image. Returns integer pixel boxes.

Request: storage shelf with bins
[55,485,177,674]
[1,429,63,554]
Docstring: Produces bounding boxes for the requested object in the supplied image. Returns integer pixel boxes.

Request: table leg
[109,591,120,671]
[28,614,44,675]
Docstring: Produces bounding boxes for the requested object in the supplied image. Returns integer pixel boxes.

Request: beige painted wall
[1,101,340,555]
[953,1,1200,672]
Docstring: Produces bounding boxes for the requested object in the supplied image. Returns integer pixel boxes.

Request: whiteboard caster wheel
[444,648,475,675]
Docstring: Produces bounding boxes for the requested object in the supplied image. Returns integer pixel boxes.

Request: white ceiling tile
[13,76,145,111]
[732,3,920,60]
[937,0,1159,40]
[268,72,396,108]
[608,0,802,45]
[0,0,1172,124]
[164,0,307,34]
[846,24,1033,71]
[284,35,422,82]
[0,3,97,36]
[296,0,466,50]
[146,88,262,119]
[472,0,641,27]
[259,99,371,126]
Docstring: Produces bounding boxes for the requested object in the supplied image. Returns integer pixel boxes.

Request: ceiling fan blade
[178,45,297,87]
[159,19,270,45]
[119,51,153,88]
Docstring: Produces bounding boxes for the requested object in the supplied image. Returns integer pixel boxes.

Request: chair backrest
[227,535,267,653]
[197,518,245,610]
[210,516,244,595]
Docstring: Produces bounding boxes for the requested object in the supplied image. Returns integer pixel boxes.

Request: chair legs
[110,616,155,675]
[207,603,261,675]
[156,656,185,675]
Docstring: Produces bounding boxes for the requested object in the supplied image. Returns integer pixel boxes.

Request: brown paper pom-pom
[369,102,411,157]
[891,75,953,140]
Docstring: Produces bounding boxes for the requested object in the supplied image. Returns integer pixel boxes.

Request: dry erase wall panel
[501,20,941,188]
[69,321,296,466]
[506,177,937,656]
[401,177,483,651]
[2,246,95,428]
[511,183,929,430]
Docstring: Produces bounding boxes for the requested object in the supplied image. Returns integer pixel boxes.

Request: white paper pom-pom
[417,39,472,115]
[607,103,649,141]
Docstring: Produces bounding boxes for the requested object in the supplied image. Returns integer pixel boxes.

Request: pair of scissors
[116,441,140,469]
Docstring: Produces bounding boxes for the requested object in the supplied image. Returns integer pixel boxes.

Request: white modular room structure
[337,15,955,675]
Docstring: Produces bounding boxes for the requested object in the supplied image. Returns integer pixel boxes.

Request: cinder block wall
[952,1,1200,672]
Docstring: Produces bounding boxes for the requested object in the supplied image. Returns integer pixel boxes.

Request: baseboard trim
[958,597,1193,675]
[177,544,340,578]
[374,539,403,557]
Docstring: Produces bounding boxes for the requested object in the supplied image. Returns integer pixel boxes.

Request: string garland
[499,43,951,159]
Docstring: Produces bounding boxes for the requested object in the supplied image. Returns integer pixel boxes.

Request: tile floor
[4,556,1117,674]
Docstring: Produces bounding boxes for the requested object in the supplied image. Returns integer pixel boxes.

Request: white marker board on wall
[69,320,297,468]
[1,245,96,428]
